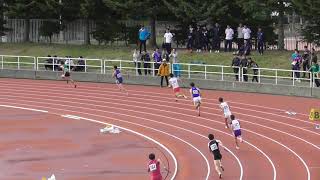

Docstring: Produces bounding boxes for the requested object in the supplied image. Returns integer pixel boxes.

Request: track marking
[0,104,178,180]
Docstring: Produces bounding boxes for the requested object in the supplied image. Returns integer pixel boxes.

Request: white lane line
[1,101,212,180]
[0,81,311,121]
[0,104,48,113]
[0,84,316,134]
[0,104,178,180]
[4,97,281,180]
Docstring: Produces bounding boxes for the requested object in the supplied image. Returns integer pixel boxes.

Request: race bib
[116,73,122,78]
[210,143,218,151]
[192,90,198,94]
[149,163,157,171]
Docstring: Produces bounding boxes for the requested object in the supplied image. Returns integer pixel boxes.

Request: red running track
[0,78,319,180]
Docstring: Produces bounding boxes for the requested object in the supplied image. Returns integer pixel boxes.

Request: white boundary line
[0,100,240,180]
[0,82,314,126]
[0,104,178,180]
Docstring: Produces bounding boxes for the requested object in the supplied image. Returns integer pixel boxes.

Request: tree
[0,0,8,38]
[39,21,60,43]
[6,0,59,42]
[238,0,292,50]
[292,0,320,45]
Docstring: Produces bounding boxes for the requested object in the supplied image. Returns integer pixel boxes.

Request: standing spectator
[45,55,53,70]
[237,23,244,50]
[231,54,241,81]
[224,25,234,52]
[195,25,202,52]
[291,49,302,81]
[309,60,320,87]
[202,26,210,51]
[139,25,150,53]
[163,29,173,54]
[187,25,194,52]
[248,58,259,82]
[311,48,318,63]
[242,25,251,42]
[158,59,170,87]
[257,28,265,55]
[302,46,311,78]
[133,49,142,75]
[211,23,221,53]
[152,48,162,75]
[241,56,248,82]
[141,51,151,75]
[170,49,181,77]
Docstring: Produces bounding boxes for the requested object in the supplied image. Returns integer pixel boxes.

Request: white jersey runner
[231,119,241,130]
[169,77,179,89]
[220,102,231,114]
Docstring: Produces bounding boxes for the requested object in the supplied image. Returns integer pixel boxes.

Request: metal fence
[1,54,319,88]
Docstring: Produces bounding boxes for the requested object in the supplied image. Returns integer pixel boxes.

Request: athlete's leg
[224,118,229,128]
[214,160,223,177]
[235,136,239,149]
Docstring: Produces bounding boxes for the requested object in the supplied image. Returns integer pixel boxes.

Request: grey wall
[0,69,319,98]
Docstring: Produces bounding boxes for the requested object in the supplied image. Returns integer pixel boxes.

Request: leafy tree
[39,21,60,43]
[292,0,320,45]
[6,0,60,42]
[0,0,8,38]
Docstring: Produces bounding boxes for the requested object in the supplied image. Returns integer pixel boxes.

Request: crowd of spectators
[45,55,85,72]
[290,47,319,86]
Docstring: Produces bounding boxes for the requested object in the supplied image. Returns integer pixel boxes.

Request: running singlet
[114,69,122,80]
[231,119,241,130]
[148,160,162,178]
[220,102,230,114]
[208,140,221,158]
[169,77,179,89]
[190,87,200,98]
[63,64,69,72]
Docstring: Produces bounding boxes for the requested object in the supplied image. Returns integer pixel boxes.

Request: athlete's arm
[217,140,228,151]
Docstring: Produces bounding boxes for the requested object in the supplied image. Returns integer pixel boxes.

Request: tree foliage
[292,0,320,45]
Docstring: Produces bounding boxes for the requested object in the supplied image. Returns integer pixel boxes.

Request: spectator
[45,55,53,70]
[237,23,244,50]
[225,25,234,52]
[164,29,174,54]
[139,25,150,53]
[238,40,250,56]
[302,46,311,78]
[257,28,264,55]
[241,56,248,82]
[231,54,241,81]
[195,25,203,52]
[152,48,162,75]
[309,59,320,87]
[311,48,318,63]
[211,23,221,53]
[141,51,151,75]
[242,25,251,43]
[248,58,259,82]
[65,56,74,71]
[202,26,210,51]
[291,49,302,82]
[158,59,170,87]
[187,25,194,52]
[74,56,85,72]
[170,49,181,77]
[133,49,142,75]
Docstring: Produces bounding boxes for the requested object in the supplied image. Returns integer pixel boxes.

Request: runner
[60,61,77,88]
[208,134,226,179]
[219,97,232,128]
[168,73,187,101]
[230,114,243,149]
[112,65,128,95]
[147,153,164,180]
[189,82,201,116]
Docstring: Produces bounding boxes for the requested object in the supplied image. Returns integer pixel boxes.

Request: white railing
[0,55,36,70]
[0,55,319,88]
[36,57,103,73]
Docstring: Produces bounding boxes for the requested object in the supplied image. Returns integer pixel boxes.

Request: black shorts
[214,153,222,160]
[65,72,70,77]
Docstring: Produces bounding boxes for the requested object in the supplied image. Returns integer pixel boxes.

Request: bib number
[116,73,122,78]
[149,163,157,171]
[210,143,218,151]
[192,90,198,94]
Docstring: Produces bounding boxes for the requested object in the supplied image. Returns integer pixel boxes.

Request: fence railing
[1,54,319,88]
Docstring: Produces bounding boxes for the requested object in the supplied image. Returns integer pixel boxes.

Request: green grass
[0,42,301,77]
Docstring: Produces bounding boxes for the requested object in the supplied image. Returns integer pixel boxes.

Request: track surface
[0,78,319,180]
